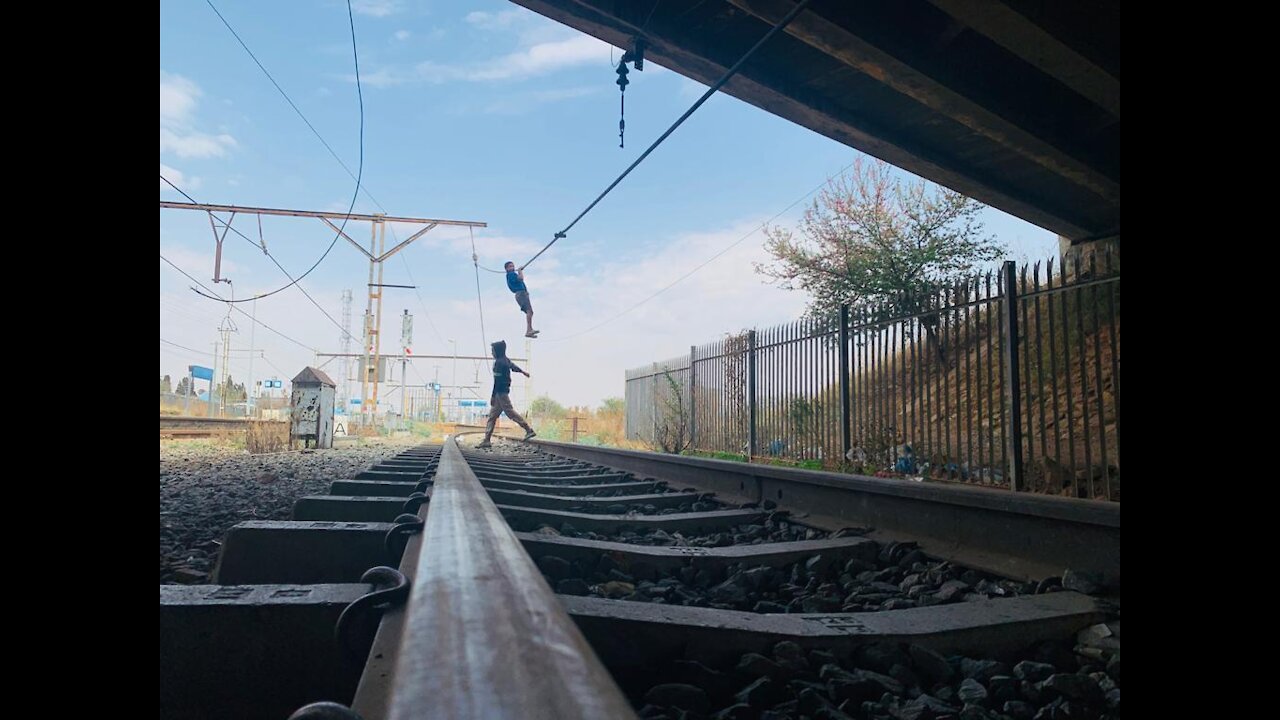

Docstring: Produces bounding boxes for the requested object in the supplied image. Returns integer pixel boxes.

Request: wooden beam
[728,0,1118,201]
[927,0,1120,118]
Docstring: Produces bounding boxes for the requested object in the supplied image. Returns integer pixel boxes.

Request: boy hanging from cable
[505,261,539,338]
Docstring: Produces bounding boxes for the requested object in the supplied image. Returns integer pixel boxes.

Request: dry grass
[246,421,290,454]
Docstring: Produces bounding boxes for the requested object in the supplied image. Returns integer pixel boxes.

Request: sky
[159,0,1059,411]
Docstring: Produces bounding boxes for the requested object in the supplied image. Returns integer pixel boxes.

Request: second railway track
[160,436,1121,720]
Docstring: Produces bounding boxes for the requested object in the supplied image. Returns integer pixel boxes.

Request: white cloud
[372,35,608,85]
[160,163,201,192]
[159,277,350,394]
[394,29,411,41]
[481,86,598,115]
[423,218,812,408]
[160,217,809,411]
[160,127,237,159]
[160,72,199,123]
[354,27,613,87]
[467,36,608,81]
[160,72,237,159]
[358,66,407,89]
[404,224,545,265]
[160,244,240,277]
[352,0,401,17]
[464,10,526,30]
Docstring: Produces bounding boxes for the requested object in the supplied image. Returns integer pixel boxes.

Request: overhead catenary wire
[244,212,358,342]
[203,1,469,358]
[163,3,367,344]
[161,297,228,324]
[204,0,383,212]
[546,159,856,343]
[467,230,506,275]
[161,174,357,345]
[160,338,214,356]
[207,0,442,348]
[469,226,489,354]
[160,339,261,360]
[382,223,445,345]
[520,0,813,271]
[160,180,346,308]
[260,354,291,379]
[161,0,365,305]
[206,0,470,357]
[161,253,316,352]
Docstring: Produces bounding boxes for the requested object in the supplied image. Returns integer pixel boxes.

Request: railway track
[160,437,1120,720]
[160,416,274,438]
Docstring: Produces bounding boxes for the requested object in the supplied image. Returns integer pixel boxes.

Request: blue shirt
[506,270,526,293]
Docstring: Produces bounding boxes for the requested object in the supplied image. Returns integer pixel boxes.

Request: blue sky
[160,0,1059,410]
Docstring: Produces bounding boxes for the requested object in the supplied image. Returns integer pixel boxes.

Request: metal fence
[625,252,1121,501]
[160,391,292,419]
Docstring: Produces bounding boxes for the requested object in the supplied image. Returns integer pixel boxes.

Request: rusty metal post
[747,330,757,460]
[361,221,376,428]
[1000,261,1025,491]
[370,218,387,427]
[839,304,852,462]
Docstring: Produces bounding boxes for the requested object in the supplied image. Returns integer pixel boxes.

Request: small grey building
[290,367,337,449]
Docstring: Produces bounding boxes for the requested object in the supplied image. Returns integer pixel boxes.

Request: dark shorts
[514,290,532,313]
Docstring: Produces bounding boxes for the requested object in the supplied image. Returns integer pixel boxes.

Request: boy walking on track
[477,340,536,449]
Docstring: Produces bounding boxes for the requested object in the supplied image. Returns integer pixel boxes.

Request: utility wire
[520,0,812,270]
[546,159,854,342]
[160,0,365,304]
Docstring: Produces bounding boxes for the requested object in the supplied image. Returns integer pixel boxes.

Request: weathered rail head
[382,439,637,720]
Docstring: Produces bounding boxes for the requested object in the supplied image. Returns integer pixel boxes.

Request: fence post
[839,305,851,462]
[1000,261,1025,491]
[747,330,757,460]
[688,345,697,451]
[210,341,218,418]
[650,362,659,447]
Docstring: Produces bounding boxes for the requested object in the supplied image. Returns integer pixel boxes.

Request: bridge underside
[511,0,1120,243]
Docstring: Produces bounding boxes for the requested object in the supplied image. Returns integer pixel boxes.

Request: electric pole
[340,289,352,410]
[159,200,486,430]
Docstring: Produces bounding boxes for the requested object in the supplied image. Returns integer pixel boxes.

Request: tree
[216,375,248,403]
[530,395,566,419]
[756,158,1002,362]
[160,375,172,394]
[598,397,625,415]
[175,377,192,396]
[654,372,690,454]
[723,331,750,450]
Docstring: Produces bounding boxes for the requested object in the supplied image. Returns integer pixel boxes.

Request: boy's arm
[517,269,525,281]
[510,362,529,377]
